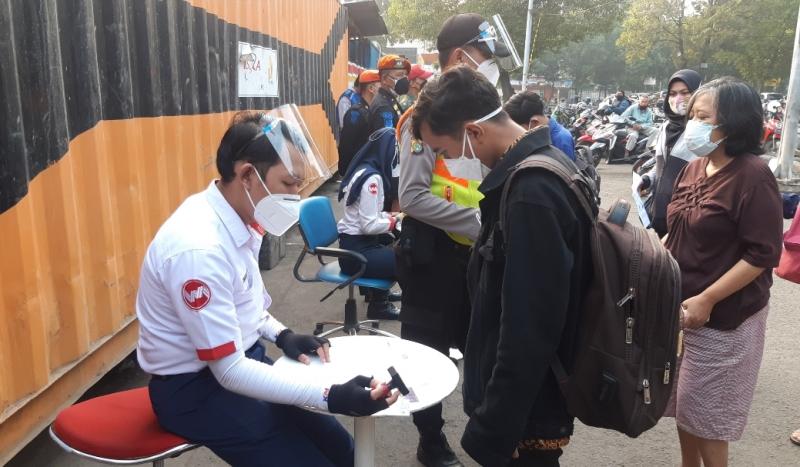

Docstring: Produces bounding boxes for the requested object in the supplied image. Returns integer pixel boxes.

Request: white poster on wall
[237,41,279,98]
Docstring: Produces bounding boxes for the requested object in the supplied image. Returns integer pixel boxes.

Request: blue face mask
[684,119,726,157]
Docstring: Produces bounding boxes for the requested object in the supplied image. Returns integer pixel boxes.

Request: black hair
[504,91,545,125]
[687,77,764,157]
[412,65,505,139]
[216,111,307,182]
[438,42,493,69]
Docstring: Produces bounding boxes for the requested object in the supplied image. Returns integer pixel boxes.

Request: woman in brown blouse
[664,77,783,467]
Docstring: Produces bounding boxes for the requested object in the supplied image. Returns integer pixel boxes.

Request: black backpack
[499,154,682,438]
[337,103,369,176]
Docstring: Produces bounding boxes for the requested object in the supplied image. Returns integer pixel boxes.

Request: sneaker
[416,432,464,467]
[366,301,400,320]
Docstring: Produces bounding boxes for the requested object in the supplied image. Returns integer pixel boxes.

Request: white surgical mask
[244,169,301,237]
[463,51,500,87]
[683,119,725,158]
[444,106,502,180]
[669,95,688,116]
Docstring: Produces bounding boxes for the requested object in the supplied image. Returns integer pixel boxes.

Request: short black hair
[216,111,306,182]
[687,77,764,157]
[412,65,505,139]
[504,91,545,125]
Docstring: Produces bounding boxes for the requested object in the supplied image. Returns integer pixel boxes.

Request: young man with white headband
[413,66,593,467]
[394,12,511,467]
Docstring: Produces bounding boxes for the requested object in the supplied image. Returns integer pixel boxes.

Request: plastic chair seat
[51,387,193,461]
[317,262,393,290]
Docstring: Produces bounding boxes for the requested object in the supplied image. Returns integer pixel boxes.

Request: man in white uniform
[137,112,398,467]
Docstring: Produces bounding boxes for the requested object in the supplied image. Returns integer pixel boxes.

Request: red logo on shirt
[368,182,378,195]
[182,279,211,310]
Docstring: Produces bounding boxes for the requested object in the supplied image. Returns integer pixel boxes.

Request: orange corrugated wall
[0,0,349,461]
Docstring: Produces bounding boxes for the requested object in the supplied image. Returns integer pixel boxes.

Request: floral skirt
[663,305,769,441]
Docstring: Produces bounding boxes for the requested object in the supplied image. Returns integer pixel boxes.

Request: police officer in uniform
[367,55,411,135]
[137,111,399,467]
[395,13,509,467]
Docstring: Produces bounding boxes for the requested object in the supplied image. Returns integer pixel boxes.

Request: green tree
[617,0,699,69]
[708,0,797,89]
[385,0,626,64]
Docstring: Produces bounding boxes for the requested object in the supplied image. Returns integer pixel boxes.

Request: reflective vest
[430,155,483,246]
[397,108,482,246]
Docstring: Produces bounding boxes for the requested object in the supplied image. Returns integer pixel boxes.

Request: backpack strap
[498,154,598,238]
[496,153,599,392]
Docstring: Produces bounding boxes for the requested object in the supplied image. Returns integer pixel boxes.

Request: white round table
[273,335,460,467]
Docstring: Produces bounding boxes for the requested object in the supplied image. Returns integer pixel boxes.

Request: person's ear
[528,117,539,129]
[464,121,485,142]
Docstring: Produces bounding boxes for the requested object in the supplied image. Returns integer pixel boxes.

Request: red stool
[49,387,197,466]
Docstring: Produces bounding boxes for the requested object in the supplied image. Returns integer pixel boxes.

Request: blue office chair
[293,196,397,337]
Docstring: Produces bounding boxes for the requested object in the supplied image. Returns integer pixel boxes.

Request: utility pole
[778,1,800,192]
[521,0,535,90]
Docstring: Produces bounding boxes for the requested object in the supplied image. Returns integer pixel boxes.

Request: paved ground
[8,164,800,466]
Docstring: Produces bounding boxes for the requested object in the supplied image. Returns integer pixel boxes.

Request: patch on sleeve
[382,111,394,128]
[411,139,423,154]
[368,182,379,195]
[182,279,212,310]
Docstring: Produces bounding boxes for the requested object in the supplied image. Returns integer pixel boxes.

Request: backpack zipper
[642,379,652,405]
[625,317,634,344]
[663,362,671,384]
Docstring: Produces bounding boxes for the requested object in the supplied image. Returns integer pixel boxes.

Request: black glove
[275,329,329,361]
[327,375,389,416]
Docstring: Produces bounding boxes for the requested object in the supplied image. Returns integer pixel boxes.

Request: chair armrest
[314,247,367,265]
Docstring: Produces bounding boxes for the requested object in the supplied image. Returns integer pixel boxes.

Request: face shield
[260,104,331,191]
[463,16,521,72]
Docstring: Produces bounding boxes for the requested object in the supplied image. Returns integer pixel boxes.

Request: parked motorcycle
[762,110,783,153]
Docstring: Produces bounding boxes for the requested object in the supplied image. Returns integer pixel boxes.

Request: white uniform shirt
[137,181,287,375]
[337,170,396,236]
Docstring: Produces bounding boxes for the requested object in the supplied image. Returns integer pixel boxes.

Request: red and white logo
[182,279,211,310]
[368,182,379,195]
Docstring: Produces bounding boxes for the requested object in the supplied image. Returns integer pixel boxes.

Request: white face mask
[683,120,726,157]
[244,168,301,237]
[444,106,502,180]
[463,50,500,87]
[669,95,688,116]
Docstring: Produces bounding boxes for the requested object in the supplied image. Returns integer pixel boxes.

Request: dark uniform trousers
[148,342,354,467]
[395,217,471,438]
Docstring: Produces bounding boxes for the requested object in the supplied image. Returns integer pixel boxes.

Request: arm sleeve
[256,305,288,343]
[208,350,330,411]
[620,104,634,120]
[337,97,350,131]
[737,177,783,268]
[397,120,481,240]
[462,197,574,466]
[357,174,394,235]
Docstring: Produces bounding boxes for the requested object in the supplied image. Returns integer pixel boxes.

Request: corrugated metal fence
[0,0,349,461]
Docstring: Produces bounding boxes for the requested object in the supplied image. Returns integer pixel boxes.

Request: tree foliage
[618,0,797,89]
[385,0,625,62]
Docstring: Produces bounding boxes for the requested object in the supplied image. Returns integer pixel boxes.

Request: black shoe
[366,301,400,320]
[388,291,402,302]
[416,432,464,467]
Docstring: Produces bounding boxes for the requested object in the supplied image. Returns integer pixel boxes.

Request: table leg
[354,417,375,467]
